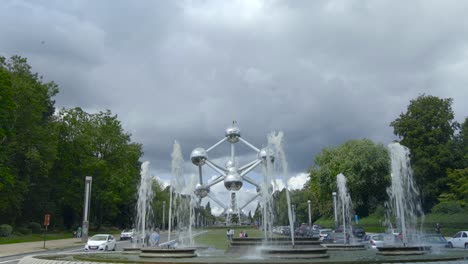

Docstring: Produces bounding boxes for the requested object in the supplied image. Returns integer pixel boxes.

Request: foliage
[0,224,13,237]
[437,168,468,209]
[307,139,390,217]
[390,94,460,211]
[0,56,143,231]
[28,222,42,234]
[431,201,464,215]
[16,227,32,235]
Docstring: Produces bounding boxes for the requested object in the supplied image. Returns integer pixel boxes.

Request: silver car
[368,234,385,249]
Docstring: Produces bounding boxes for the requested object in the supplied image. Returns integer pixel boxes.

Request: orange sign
[44,214,50,226]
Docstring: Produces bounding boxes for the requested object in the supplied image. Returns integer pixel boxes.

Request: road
[0,232,181,264]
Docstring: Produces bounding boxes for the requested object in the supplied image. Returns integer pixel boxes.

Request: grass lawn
[0,233,74,245]
[0,231,119,245]
[194,227,265,251]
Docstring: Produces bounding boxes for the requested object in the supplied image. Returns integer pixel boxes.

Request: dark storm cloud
[2,0,468,184]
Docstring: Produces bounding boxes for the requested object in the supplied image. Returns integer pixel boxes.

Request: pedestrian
[73,230,77,238]
[435,223,441,234]
[149,228,160,247]
[239,231,244,238]
[77,227,82,238]
[226,229,230,241]
[230,229,234,240]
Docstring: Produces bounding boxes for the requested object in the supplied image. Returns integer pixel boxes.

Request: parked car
[352,225,366,239]
[319,229,333,241]
[322,232,346,244]
[120,229,136,240]
[85,234,116,251]
[368,234,385,249]
[447,231,468,249]
[418,234,448,248]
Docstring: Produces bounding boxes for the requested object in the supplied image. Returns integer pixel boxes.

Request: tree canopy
[307,139,390,218]
[390,94,460,211]
[0,56,143,230]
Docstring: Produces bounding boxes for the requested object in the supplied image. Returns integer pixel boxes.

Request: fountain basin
[376,245,430,255]
[261,247,329,259]
[323,244,366,251]
[140,248,197,258]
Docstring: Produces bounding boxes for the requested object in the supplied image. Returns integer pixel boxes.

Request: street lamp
[82,176,92,242]
[332,192,337,229]
[162,201,166,231]
[292,204,296,226]
[307,200,312,227]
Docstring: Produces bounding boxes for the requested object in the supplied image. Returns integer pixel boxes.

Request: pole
[307,200,312,227]
[162,201,166,231]
[332,192,338,230]
[82,176,92,242]
[43,225,47,249]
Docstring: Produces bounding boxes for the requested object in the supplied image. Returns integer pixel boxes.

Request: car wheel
[448,242,453,248]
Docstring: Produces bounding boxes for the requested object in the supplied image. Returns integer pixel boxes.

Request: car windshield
[422,235,446,243]
[372,234,384,241]
[90,235,108,241]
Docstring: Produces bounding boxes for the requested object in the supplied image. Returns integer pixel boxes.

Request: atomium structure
[190,121,275,224]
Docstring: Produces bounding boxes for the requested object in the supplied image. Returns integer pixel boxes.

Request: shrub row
[0,222,43,237]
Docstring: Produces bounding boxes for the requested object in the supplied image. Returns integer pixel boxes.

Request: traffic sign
[44,214,50,226]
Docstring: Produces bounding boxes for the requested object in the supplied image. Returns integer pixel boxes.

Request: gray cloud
[2,0,468,184]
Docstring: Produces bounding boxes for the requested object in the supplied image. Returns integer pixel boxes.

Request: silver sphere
[194,184,210,198]
[225,125,241,143]
[190,148,207,166]
[225,160,238,168]
[259,147,275,162]
[224,167,243,191]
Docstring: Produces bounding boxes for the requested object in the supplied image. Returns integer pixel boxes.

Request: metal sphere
[224,167,243,191]
[190,148,207,166]
[225,160,238,168]
[259,147,275,162]
[225,125,241,143]
[194,184,210,198]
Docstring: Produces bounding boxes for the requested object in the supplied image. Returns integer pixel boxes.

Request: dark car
[352,225,366,239]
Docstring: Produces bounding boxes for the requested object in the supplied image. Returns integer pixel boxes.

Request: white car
[318,229,333,241]
[85,234,116,251]
[448,231,468,249]
[120,229,135,240]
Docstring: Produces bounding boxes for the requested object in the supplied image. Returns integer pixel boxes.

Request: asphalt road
[0,233,175,264]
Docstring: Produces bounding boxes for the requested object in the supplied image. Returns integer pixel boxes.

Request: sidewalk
[0,238,84,257]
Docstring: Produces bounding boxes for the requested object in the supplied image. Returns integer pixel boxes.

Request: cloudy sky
[2,0,468,214]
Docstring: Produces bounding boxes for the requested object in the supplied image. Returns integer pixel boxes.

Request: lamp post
[307,200,312,227]
[292,204,296,226]
[332,192,338,229]
[82,176,92,242]
[162,201,166,231]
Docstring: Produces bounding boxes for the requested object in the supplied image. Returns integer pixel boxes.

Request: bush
[431,201,463,214]
[16,226,32,235]
[0,224,13,237]
[28,222,42,234]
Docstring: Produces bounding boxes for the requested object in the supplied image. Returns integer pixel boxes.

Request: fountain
[135,161,155,247]
[323,173,366,251]
[19,128,468,264]
[377,142,427,255]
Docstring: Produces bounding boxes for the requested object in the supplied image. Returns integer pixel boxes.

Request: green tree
[307,139,390,217]
[0,56,58,224]
[390,95,459,211]
[52,108,142,229]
